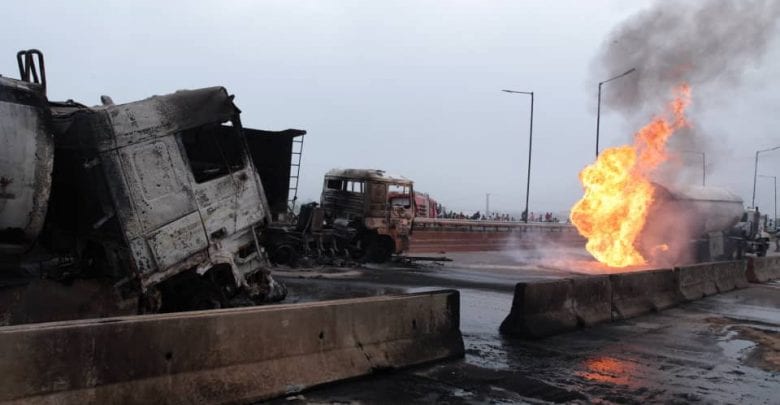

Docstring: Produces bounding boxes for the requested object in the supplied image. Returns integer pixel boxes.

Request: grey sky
[3,0,779,216]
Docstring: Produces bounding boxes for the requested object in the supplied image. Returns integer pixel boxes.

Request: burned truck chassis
[261,203,399,267]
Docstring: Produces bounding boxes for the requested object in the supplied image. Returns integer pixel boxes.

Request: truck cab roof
[324,169,413,186]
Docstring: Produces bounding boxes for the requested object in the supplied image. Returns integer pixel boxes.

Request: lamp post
[596,67,636,158]
[758,174,777,231]
[501,89,534,223]
[752,145,780,208]
[682,151,706,186]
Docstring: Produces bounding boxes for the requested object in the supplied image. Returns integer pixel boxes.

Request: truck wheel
[270,244,299,266]
[363,235,394,263]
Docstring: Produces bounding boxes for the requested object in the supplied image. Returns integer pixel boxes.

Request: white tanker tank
[0,50,53,255]
[637,183,766,266]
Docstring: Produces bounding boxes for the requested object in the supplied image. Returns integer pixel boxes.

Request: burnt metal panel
[321,189,365,220]
[245,128,306,220]
[0,77,54,253]
[146,211,208,270]
[116,137,197,234]
[28,85,274,291]
[103,87,239,151]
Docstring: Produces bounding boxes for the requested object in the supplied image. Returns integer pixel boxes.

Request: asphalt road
[268,250,780,404]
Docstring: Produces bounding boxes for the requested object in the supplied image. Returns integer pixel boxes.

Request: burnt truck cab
[50,87,283,310]
[321,169,414,261]
[24,87,283,316]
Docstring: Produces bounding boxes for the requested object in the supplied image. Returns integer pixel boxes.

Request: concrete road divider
[570,276,612,327]
[676,262,718,300]
[499,280,577,338]
[0,290,464,404]
[503,259,763,340]
[609,269,680,320]
[500,276,613,338]
[747,256,780,283]
[711,260,748,292]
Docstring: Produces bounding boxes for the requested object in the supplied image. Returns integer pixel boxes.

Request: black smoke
[594,0,780,117]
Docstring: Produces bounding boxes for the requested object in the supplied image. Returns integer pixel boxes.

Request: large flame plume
[570,85,691,268]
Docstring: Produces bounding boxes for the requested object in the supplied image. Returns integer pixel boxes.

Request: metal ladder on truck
[288,134,305,216]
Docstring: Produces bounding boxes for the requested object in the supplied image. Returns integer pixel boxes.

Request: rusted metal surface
[263,169,417,266]
[324,168,413,186]
[409,219,584,253]
[321,169,414,258]
[413,217,578,230]
[0,76,54,254]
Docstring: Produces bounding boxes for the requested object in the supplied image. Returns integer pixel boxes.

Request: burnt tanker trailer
[637,184,769,266]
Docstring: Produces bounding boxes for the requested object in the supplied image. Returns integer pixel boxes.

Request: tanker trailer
[0,50,53,255]
[636,184,752,266]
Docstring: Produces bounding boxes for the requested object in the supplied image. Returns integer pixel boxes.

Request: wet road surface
[269,251,780,404]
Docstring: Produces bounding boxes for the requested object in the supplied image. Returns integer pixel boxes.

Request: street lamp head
[759,145,780,154]
[502,89,532,95]
[752,145,780,207]
[600,67,637,85]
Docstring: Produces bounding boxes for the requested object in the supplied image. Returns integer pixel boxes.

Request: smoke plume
[594,0,780,118]
[580,0,780,267]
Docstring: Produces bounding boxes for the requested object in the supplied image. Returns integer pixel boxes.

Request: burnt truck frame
[321,169,415,259]
[1,51,295,323]
[46,87,285,312]
[262,169,415,265]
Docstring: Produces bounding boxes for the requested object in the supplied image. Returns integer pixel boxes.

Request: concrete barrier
[676,262,718,301]
[747,256,780,283]
[502,259,760,340]
[0,290,464,404]
[570,276,612,327]
[710,260,748,292]
[499,280,577,338]
[609,269,680,320]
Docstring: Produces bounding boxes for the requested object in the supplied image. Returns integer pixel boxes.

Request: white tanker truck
[638,184,770,266]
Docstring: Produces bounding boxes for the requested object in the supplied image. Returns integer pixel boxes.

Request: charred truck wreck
[0,50,302,324]
[262,169,415,265]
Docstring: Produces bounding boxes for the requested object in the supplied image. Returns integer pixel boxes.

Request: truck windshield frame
[180,121,246,183]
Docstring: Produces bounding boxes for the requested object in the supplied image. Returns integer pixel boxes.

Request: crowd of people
[435,209,565,223]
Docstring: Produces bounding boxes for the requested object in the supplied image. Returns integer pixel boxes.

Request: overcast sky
[3,0,779,217]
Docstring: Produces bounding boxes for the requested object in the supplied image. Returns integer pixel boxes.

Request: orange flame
[570,85,691,268]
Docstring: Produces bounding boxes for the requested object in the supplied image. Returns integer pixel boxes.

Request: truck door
[367,181,388,219]
[178,121,267,243]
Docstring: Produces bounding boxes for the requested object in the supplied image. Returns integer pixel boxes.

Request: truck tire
[270,243,299,266]
[363,235,394,263]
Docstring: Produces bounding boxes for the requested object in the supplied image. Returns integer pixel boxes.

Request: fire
[571,85,691,267]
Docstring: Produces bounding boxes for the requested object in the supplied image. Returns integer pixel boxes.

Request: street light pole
[485,193,490,218]
[596,82,603,158]
[501,89,534,223]
[752,146,780,208]
[596,68,636,158]
[758,175,777,231]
